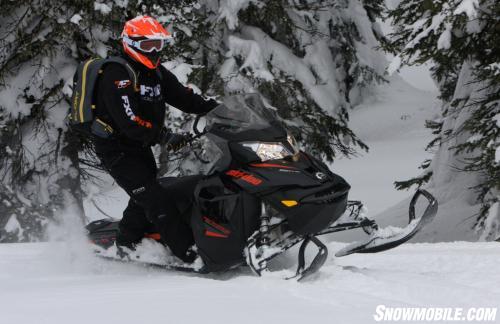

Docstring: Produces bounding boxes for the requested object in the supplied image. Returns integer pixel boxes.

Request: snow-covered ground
[1,241,499,324]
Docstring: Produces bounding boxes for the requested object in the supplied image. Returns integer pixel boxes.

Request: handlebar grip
[193,115,203,136]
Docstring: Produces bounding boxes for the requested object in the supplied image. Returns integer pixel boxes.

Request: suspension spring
[259,202,271,247]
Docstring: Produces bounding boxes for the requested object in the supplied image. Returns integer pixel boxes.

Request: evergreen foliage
[385,0,500,230]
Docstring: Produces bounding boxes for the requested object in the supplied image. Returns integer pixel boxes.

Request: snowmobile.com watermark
[373,305,497,322]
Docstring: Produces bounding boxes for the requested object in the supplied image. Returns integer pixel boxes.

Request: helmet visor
[138,39,164,52]
[124,37,171,53]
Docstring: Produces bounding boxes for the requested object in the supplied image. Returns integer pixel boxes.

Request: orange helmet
[121,16,173,69]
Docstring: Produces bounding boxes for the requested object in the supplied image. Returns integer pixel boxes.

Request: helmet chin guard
[123,43,160,69]
[121,15,172,69]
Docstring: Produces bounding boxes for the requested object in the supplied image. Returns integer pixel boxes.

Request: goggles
[123,36,172,53]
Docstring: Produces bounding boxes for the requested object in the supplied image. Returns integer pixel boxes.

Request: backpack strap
[71,57,100,124]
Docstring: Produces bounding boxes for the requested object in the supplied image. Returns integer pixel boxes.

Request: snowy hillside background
[0,0,499,242]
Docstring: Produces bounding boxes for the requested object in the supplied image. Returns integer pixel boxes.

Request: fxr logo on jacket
[115,79,131,89]
[140,84,161,101]
[121,95,153,129]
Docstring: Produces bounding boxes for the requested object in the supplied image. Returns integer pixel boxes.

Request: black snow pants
[94,139,194,260]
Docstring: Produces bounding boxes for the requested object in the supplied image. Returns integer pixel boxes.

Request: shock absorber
[254,201,272,273]
[259,201,271,247]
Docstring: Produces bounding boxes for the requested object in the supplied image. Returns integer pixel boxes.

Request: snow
[70,14,83,25]
[218,0,256,30]
[226,35,274,81]
[387,55,402,75]
[332,74,491,242]
[494,113,500,128]
[238,26,344,115]
[334,75,438,218]
[437,23,452,50]
[406,13,447,51]
[335,216,424,257]
[454,0,479,19]
[378,8,437,92]
[96,238,204,271]
[1,6,498,320]
[4,214,23,238]
[114,0,129,8]
[345,0,387,77]
[480,202,500,241]
[0,241,499,324]
[94,2,112,15]
[15,192,32,207]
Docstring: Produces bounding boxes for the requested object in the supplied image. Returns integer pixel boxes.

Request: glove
[205,98,220,113]
[158,128,191,152]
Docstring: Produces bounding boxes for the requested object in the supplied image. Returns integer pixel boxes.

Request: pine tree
[384,0,500,239]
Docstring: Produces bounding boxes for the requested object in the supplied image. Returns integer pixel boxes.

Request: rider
[92,16,217,261]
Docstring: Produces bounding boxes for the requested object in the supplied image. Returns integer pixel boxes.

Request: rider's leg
[97,146,194,260]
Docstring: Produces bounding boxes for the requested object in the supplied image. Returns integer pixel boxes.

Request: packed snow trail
[0,242,499,324]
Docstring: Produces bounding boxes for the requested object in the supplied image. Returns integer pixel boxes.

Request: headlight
[241,133,300,162]
[242,142,291,161]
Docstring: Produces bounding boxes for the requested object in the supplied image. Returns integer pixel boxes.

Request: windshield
[205,94,279,133]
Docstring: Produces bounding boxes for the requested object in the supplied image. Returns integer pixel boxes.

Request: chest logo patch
[115,79,131,89]
[140,84,161,98]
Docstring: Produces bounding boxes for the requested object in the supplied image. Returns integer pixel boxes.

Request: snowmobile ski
[335,189,437,257]
[286,236,328,281]
[245,189,437,280]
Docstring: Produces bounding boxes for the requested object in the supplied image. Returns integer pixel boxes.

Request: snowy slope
[1,241,499,324]
[333,74,492,242]
[334,75,438,223]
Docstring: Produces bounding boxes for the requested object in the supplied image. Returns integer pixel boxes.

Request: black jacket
[94,55,216,147]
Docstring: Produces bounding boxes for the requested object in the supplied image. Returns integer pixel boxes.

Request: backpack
[68,56,138,138]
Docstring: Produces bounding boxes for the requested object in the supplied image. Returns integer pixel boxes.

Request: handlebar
[193,114,205,137]
[186,115,210,164]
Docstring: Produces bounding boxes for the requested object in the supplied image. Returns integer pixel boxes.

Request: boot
[115,227,142,250]
[153,214,197,263]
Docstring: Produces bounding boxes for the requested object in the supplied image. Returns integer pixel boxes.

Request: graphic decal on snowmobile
[248,163,296,169]
[86,94,438,281]
[225,169,262,186]
[144,233,161,240]
[203,216,231,238]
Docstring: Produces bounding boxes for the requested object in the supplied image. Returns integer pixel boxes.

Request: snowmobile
[87,94,437,281]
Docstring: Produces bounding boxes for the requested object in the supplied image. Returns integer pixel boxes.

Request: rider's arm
[159,66,218,114]
[100,64,159,144]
